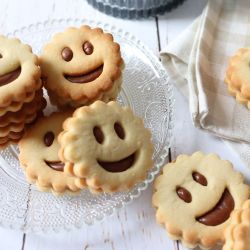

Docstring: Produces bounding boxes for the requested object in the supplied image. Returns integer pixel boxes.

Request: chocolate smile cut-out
[64,65,103,84]
[98,152,136,173]
[0,67,21,86]
[45,160,65,172]
[196,189,234,226]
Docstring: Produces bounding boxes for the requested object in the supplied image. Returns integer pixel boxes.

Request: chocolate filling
[196,189,234,226]
[64,65,103,83]
[44,131,54,147]
[176,186,192,203]
[0,67,21,86]
[83,42,93,55]
[98,153,135,173]
[45,160,65,172]
[192,172,207,186]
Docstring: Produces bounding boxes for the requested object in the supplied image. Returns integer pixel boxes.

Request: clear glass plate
[0,18,173,233]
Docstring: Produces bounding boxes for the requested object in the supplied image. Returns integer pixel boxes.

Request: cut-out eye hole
[93,126,104,144]
[44,131,54,147]
[61,47,73,61]
[0,54,2,59]
[192,171,207,186]
[83,41,93,55]
[176,186,192,203]
[114,122,125,140]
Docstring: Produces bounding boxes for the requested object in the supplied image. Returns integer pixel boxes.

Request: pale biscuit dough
[225,47,250,109]
[0,80,42,116]
[152,151,250,249]
[19,112,82,195]
[0,35,41,106]
[58,101,153,193]
[0,89,44,127]
[40,25,123,108]
[223,199,250,250]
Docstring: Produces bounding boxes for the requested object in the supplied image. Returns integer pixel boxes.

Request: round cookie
[58,101,153,193]
[152,151,250,249]
[40,25,124,108]
[225,47,250,109]
[223,199,250,250]
[0,35,41,106]
[19,112,83,195]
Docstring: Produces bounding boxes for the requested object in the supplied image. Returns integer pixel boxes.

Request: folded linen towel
[161,0,250,169]
[161,0,250,143]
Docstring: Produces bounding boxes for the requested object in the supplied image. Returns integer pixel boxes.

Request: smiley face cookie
[58,101,153,193]
[19,112,82,195]
[0,35,41,106]
[223,199,250,250]
[152,152,250,249]
[40,25,123,108]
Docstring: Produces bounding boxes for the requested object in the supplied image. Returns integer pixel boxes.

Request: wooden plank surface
[0,1,246,250]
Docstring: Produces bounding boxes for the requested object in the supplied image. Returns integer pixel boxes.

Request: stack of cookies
[40,25,124,108]
[0,36,45,147]
[19,101,153,195]
[17,25,153,195]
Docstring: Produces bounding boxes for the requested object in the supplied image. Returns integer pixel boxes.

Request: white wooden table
[0,0,246,249]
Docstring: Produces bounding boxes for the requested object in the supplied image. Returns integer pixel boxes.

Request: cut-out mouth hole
[45,160,65,172]
[64,65,103,84]
[196,189,234,226]
[0,67,21,86]
[98,152,136,173]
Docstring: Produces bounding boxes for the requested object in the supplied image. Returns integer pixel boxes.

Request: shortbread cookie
[0,35,41,106]
[0,89,44,127]
[0,81,42,116]
[19,112,82,195]
[0,97,46,137]
[0,101,45,148]
[46,75,122,108]
[40,25,123,108]
[0,79,42,109]
[0,131,24,144]
[223,199,250,250]
[152,151,250,249]
[58,101,153,193]
[225,47,250,109]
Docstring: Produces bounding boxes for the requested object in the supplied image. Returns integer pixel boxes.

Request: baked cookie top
[58,101,153,193]
[0,35,41,106]
[40,25,123,105]
[225,47,250,108]
[152,151,250,249]
[19,112,82,195]
[223,199,250,250]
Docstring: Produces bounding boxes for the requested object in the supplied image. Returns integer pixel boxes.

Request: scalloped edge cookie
[19,112,83,195]
[223,199,250,250]
[0,97,46,137]
[0,88,44,127]
[0,79,42,116]
[152,151,250,249]
[0,35,41,106]
[58,101,153,193]
[225,47,250,109]
[40,25,124,107]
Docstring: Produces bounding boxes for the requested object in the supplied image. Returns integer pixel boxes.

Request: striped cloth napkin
[161,0,250,167]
